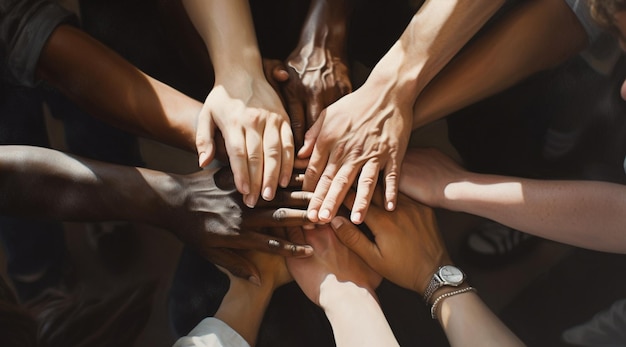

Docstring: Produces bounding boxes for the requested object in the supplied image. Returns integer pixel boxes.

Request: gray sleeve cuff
[2,1,76,86]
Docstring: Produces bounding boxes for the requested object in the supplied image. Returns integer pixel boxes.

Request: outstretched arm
[182,0,294,208]
[36,24,202,153]
[300,0,506,225]
[332,189,524,346]
[0,145,314,282]
[413,0,588,126]
[399,148,626,254]
[286,225,397,347]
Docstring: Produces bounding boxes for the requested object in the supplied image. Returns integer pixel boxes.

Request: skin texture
[399,148,626,254]
[281,0,354,149]
[330,189,524,346]
[300,0,506,226]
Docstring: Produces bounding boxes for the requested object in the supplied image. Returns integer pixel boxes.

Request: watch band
[423,271,442,304]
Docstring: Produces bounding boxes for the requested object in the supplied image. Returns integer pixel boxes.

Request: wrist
[318,274,377,311]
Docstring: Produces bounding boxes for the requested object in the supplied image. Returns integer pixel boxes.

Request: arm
[286,225,397,347]
[182,0,294,207]
[331,190,524,346]
[413,0,588,126]
[0,145,314,282]
[174,252,292,347]
[300,0,505,225]
[282,0,354,148]
[399,148,626,254]
[37,25,201,152]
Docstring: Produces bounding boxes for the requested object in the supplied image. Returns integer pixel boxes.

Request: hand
[285,224,381,306]
[331,188,450,295]
[283,46,352,148]
[159,166,313,283]
[195,72,294,208]
[399,148,466,208]
[299,83,413,225]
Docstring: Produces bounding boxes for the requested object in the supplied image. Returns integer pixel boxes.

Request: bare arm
[36,25,201,153]
[413,0,588,126]
[300,0,505,225]
[399,148,626,254]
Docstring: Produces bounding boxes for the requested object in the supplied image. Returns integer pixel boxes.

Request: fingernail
[262,187,273,201]
[307,210,318,222]
[244,195,257,208]
[242,182,250,195]
[249,276,261,286]
[198,152,208,167]
[319,209,330,220]
[351,212,361,224]
[330,217,344,229]
[386,201,395,211]
[280,176,290,188]
[303,245,314,256]
[303,224,316,230]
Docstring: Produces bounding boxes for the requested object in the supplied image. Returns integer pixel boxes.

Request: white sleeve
[173,318,250,347]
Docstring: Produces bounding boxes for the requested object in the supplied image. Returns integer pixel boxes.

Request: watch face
[439,265,464,284]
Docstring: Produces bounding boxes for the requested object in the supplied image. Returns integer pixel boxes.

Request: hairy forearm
[0,146,175,225]
[319,275,399,347]
[443,174,626,253]
[366,0,504,109]
[439,292,525,347]
[182,0,263,80]
[36,25,200,152]
[413,0,587,127]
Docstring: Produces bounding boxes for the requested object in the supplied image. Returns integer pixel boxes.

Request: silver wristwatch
[423,265,466,304]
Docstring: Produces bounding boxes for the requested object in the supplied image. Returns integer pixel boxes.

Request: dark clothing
[0,0,76,86]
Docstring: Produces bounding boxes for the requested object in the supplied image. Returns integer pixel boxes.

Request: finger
[297,112,325,160]
[272,64,289,82]
[349,160,380,224]
[224,129,250,196]
[317,162,360,223]
[244,127,264,207]
[241,207,309,228]
[279,121,295,188]
[286,96,306,151]
[330,216,382,267]
[195,107,216,168]
[261,120,282,201]
[203,247,261,285]
[254,190,312,208]
[306,160,337,223]
[239,231,313,258]
[307,98,323,125]
[383,156,400,211]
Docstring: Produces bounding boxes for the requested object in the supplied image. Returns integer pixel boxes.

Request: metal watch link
[423,265,466,304]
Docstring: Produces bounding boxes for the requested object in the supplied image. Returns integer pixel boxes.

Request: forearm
[214,278,274,346]
[319,275,399,347]
[413,0,587,126]
[437,292,524,347]
[366,0,504,111]
[443,174,626,253]
[296,0,353,57]
[36,25,200,152]
[182,0,263,80]
[0,145,175,225]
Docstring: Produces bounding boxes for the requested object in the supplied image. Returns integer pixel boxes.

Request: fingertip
[307,209,319,223]
[198,152,209,168]
[386,200,395,211]
[350,212,362,224]
[248,275,261,286]
[330,216,346,230]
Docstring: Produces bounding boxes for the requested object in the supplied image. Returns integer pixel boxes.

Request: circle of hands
[176,46,443,299]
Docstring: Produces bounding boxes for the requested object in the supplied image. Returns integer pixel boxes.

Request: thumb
[297,112,324,159]
[196,108,216,168]
[331,216,381,266]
